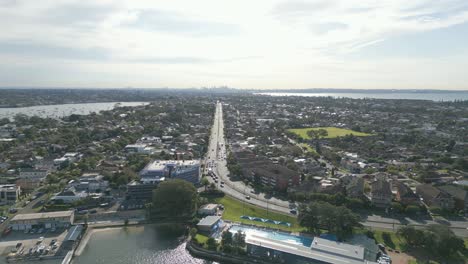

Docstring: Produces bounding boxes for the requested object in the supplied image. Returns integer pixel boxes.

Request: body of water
[0,102,149,120]
[72,226,211,264]
[256,91,468,101]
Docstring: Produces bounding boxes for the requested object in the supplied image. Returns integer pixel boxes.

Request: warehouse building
[9,211,74,231]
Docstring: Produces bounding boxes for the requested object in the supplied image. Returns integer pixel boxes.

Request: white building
[69,173,109,192]
[0,184,21,205]
[198,204,218,215]
[51,187,88,204]
[54,152,82,165]
[19,168,49,179]
[139,160,201,184]
[124,144,155,154]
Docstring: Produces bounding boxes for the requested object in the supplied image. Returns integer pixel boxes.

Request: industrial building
[9,211,74,231]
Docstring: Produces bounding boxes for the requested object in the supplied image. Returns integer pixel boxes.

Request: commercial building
[0,184,20,204]
[139,160,201,185]
[9,211,74,231]
[246,235,378,264]
[197,215,223,235]
[126,180,163,202]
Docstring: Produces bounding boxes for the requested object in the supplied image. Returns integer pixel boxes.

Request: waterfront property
[197,216,223,235]
[229,225,378,264]
[62,224,84,250]
[139,160,201,185]
[9,211,74,231]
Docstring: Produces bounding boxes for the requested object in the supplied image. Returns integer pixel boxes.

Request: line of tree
[221,230,246,254]
[397,225,465,260]
[298,201,361,240]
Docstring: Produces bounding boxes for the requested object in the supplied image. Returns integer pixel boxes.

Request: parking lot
[0,228,68,259]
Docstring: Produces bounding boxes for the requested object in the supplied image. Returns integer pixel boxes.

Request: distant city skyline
[1,0,468,90]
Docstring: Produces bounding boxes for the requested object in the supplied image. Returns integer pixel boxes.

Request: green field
[288,127,373,139]
[214,196,303,232]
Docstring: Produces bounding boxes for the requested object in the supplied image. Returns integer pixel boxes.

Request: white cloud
[0,0,468,89]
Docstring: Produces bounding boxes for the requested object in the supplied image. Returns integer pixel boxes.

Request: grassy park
[213,196,303,232]
[288,127,373,139]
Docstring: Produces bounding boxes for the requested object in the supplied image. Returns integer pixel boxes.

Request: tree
[206,237,217,250]
[233,230,246,248]
[397,225,465,258]
[221,230,233,246]
[201,177,209,191]
[189,227,198,238]
[298,203,321,234]
[299,201,361,240]
[152,179,198,218]
[307,129,328,154]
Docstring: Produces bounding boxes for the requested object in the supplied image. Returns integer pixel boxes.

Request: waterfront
[256,91,468,101]
[0,102,149,120]
[72,226,213,264]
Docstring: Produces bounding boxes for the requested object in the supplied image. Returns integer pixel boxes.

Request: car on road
[221,181,225,185]
[290,209,297,214]
[220,184,224,188]
[245,196,250,200]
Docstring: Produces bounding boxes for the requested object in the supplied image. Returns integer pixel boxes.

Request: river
[0,102,149,120]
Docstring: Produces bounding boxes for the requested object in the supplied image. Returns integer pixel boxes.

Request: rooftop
[246,235,376,264]
[11,211,74,221]
[197,215,221,227]
[143,160,200,171]
[200,204,218,210]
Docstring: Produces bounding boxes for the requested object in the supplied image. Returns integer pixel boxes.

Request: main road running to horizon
[204,101,292,215]
[204,101,468,237]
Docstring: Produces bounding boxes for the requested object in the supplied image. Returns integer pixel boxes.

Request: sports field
[288,127,373,139]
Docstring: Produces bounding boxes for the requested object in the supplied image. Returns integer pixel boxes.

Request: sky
[1,0,468,90]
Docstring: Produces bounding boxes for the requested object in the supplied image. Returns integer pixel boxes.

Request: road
[205,102,293,216]
[204,102,468,236]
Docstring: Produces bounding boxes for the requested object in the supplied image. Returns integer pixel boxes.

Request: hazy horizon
[1,0,468,90]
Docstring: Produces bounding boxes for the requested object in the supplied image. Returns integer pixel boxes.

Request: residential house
[437,185,468,213]
[370,179,392,208]
[416,184,454,210]
[346,177,365,199]
[394,182,419,206]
